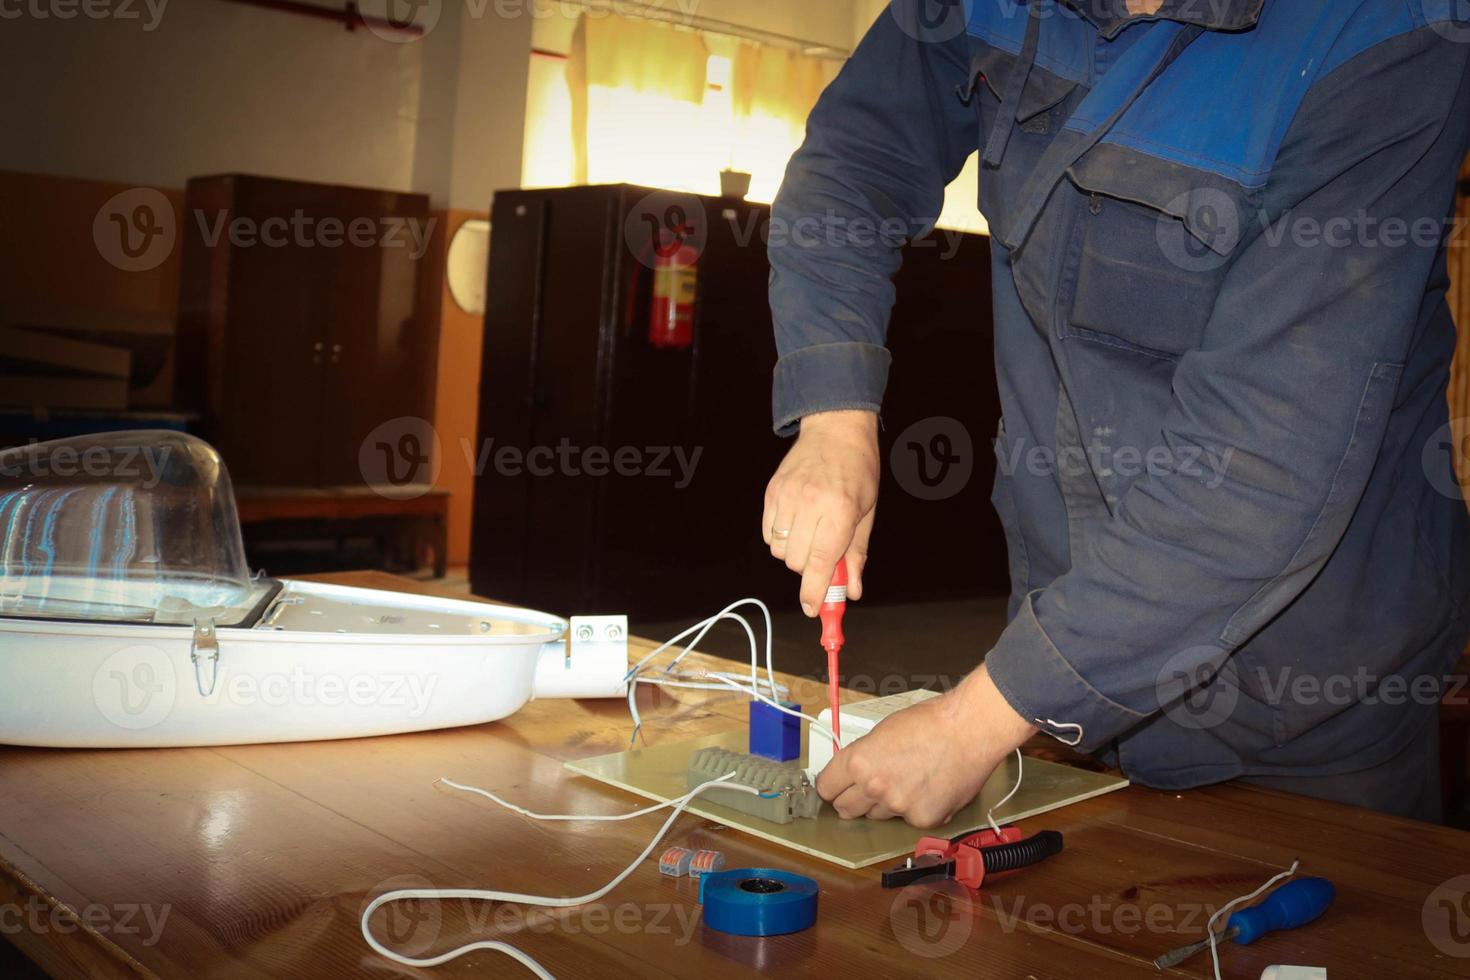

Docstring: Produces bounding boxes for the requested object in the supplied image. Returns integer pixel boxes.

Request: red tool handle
[819,559,848,753]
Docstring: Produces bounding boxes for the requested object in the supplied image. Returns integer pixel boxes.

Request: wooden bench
[233,485,450,578]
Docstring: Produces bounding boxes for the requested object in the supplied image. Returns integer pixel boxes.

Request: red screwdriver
[818,558,848,755]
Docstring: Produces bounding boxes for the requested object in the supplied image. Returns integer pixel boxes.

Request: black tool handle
[980,830,1063,873]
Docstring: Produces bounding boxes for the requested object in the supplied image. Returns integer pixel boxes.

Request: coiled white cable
[360,773,757,977]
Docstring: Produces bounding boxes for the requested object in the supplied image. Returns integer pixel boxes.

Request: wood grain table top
[1,571,1467,978]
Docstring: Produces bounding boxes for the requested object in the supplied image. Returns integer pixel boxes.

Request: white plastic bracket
[533,614,630,699]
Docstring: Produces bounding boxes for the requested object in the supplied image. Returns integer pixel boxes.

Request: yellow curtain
[1449,154,1470,502]
[729,44,831,203]
[568,14,710,186]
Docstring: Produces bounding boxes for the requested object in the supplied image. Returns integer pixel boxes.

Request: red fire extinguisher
[649,236,697,350]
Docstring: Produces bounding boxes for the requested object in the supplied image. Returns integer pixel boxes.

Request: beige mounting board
[565,729,1128,869]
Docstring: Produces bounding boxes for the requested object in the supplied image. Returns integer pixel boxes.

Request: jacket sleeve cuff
[984,591,1148,753]
[771,341,891,436]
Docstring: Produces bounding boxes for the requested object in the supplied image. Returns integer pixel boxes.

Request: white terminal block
[1260,969,1326,980]
[533,614,630,699]
[806,688,941,779]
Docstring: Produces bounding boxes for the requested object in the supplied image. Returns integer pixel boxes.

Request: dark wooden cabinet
[471,184,1005,619]
[177,174,437,487]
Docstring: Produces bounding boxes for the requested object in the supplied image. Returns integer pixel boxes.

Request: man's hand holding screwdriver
[762,409,880,614]
[763,408,1037,827]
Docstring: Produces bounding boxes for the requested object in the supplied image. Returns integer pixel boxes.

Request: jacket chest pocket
[1062,190,1239,359]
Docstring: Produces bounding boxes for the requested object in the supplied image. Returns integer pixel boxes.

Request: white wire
[622,600,778,745]
[629,604,1022,827]
[662,598,776,692]
[634,670,788,696]
[438,775,736,822]
[1205,859,1300,980]
[699,671,838,746]
[625,598,775,691]
[624,610,763,745]
[360,774,758,977]
[986,749,1024,835]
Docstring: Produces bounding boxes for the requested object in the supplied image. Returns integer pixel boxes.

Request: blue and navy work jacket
[770,0,1470,787]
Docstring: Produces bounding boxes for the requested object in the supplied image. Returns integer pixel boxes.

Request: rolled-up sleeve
[769,1,977,435]
[984,29,1470,751]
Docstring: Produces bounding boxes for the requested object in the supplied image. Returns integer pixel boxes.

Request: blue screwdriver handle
[1227,877,1336,945]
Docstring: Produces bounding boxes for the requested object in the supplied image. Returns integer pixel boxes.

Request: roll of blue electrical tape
[699,868,819,936]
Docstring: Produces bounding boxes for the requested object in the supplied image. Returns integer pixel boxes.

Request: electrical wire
[360,774,757,977]
[624,607,771,745]
[437,775,740,823]
[986,748,1024,836]
[624,598,775,691]
[364,604,1032,977]
[1205,859,1300,980]
[629,601,1019,826]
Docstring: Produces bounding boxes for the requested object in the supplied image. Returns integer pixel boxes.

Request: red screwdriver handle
[819,559,848,749]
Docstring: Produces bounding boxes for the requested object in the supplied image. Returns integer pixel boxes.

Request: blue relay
[748,700,801,761]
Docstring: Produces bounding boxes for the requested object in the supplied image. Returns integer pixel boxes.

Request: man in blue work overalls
[763,0,1470,824]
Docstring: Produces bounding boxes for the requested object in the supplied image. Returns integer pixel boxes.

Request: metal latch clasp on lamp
[191,618,220,697]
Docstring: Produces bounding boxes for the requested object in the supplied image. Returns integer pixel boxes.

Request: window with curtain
[521,12,988,230]
[524,13,832,204]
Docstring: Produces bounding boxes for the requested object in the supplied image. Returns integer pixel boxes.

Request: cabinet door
[319,187,437,486]
[212,177,337,486]
[470,193,550,602]
[517,188,621,612]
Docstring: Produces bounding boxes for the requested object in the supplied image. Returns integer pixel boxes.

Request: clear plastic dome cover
[0,431,273,626]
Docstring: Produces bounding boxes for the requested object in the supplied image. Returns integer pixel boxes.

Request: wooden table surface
[2,571,1468,978]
